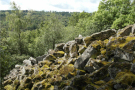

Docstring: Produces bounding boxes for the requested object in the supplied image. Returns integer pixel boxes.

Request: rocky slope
[3,24,135,90]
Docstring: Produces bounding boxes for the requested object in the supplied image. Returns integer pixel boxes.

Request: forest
[0,0,135,88]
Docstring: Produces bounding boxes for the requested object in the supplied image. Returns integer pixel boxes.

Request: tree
[5,2,31,55]
[38,13,64,54]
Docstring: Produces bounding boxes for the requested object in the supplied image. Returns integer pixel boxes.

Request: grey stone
[29,57,36,65]
[74,45,97,69]
[36,54,47,63]
[130,63,135,74]
[114,48,134,61]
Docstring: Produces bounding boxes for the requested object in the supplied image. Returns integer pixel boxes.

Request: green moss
[115,72,135,85]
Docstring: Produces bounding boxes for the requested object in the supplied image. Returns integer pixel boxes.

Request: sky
[0,0,101,12]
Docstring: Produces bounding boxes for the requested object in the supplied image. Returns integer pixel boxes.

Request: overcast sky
[0,0,101,12]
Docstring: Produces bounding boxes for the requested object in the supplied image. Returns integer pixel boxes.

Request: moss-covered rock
[115,71,135,86]
[4,85,13,90]
[53,51,65,58]
[44,54,56,61]
[84,29,116,46]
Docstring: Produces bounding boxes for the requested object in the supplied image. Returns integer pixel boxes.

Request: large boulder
[69,42,79,58]
[63,41,75,53]
[113,48,134,62]
[108,62,131,79]
[74,45,98,69]
[55,43,65,51]
[75,35,83,44]
[53,51,65,58]
[117,25,133,37]
[44,54,56,61]
[84,29,116,46]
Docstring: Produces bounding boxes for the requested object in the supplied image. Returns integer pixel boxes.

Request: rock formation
[3,24,135,90]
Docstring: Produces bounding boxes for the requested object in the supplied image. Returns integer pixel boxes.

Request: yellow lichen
[115,72,135,85]
[57,51,65,55]
[59,65,74,76]
[133,59,135,63]
[4,85,13,90]
[100,48,106,55]
[119,36,135,48]
[94,80,106,85]
[104,39,109,44]
[42,65,49,68]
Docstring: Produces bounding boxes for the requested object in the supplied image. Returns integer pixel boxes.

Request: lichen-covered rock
[4,85,13,90]
[117,25,133,37]
[130,63,135,74]
[70,75,91,89]
[75,36,83,44]
[74,45,98,69]
[44,54,56,61]
[53,51,65,58]
[36,54,47,63]
[108,62,131,79]
[63,41,75,53]
[114,48,134,61]
[84,29,116,46]
[115,71,135,86]
[132,24,135,34]
[23,59,32,66]
[78,45,87,54]
[55,43,65,51]
[29,57,36,65]
[69,42,79,58]
[123,40,135,51]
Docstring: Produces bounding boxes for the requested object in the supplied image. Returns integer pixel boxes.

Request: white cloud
[0,0,10,10]
[0,0,101,12]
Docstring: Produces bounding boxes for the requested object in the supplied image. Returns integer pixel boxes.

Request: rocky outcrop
[3,24,135,90]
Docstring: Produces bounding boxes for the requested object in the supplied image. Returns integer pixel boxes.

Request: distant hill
[0,10,80,31]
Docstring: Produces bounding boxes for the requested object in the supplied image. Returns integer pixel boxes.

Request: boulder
[114,48,134,62]
[69,42,79,58]
[132,24,135,34]
[117,25,133,37]
[78,45,87,54]
[48,49,55,55]
[23,59,32,66]
[74,45,98,69]
[55,43,65,51]
[63,41,75,53]
[70,75,91,89]
[15,64,22,69]
[43,54,56,61]
[29,57,36,65]
[84,29,116,46]
[123,40,135,51]
[36,54,47,63]
[108,62,131,79]
[75,37,83,44]
[130,63,135,74]
[53,51,65,58]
